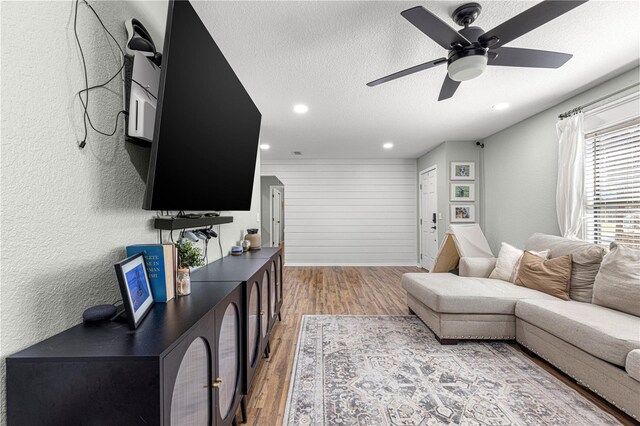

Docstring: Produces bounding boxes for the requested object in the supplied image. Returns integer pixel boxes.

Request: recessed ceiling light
[492,102,510,111]
[259,144,270,150]
[293,104,309,114]
[383,142,394,149]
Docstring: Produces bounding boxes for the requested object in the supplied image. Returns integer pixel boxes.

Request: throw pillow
[592,243,640,317]
[515,252,572,300]
[525,233,607,303]
[489,242,549,283]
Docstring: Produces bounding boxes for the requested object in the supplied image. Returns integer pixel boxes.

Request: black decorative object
[114,252,154,330]
[82,304,117,323]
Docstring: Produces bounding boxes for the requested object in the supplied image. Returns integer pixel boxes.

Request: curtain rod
[557,82,640,119]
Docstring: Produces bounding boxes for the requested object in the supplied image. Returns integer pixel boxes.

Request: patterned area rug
[284,315,619,425]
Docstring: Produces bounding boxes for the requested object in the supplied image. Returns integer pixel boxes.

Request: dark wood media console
[190,247,284,416]
[6,247,284,426]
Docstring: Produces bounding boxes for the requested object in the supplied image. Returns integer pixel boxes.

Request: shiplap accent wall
[261,159,418,265]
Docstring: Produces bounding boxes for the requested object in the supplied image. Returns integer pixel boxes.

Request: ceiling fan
[367,1,588,101]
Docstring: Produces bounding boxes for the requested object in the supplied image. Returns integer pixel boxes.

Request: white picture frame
[450,183,475,202]
[450,161,475,181]
[450,204,475,223]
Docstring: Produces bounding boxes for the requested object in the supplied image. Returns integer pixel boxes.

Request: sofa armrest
[627,350,640,382]
[459,257,496,278]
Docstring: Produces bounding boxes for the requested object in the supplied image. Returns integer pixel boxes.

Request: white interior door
[272,187,282,246]
[421,168,438,270]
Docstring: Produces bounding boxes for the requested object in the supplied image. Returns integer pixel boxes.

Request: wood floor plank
[240,265,636,426]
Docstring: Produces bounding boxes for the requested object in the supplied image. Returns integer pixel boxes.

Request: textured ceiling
[183,1,638,159]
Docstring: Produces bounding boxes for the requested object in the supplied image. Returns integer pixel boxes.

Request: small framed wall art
[450,161,475,180]
[450,204,475,223]
[114,252,155,330]
[450,183,475,202]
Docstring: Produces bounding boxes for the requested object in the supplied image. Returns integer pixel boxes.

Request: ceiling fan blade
[489,47,573,68]
[438,75,460,101]
[401,6,471,50]
[479,1,588,49]
[367,58,447,87]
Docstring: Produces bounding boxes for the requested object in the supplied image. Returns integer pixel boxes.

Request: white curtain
[556,113,585,239]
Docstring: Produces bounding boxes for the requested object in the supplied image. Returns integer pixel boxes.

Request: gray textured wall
[0,2,260,421]
[481,67,639,254]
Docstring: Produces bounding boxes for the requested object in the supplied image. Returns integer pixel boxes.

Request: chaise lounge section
[402,233,640,419]
[403,273,558,342]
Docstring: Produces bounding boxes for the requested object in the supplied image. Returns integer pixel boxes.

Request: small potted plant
[176,239,205,296]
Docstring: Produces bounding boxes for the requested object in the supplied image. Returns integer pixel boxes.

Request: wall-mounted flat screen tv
[143,0,261,211]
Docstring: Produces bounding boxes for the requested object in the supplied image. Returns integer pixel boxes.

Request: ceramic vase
[245,228,262,250]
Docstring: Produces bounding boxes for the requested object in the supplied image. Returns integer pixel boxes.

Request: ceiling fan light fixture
[447,54,487,82]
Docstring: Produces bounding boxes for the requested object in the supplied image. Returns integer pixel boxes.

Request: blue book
[126,244,175,302]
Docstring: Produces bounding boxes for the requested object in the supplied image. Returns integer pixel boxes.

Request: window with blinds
[584,117,640,248]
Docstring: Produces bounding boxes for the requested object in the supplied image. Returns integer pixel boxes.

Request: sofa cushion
[516,299,640,366]
[489,242,549,283]
[515,252,572,300]
[592,242,640,317]
[627,350,640,382]
[525,233,607,303]
[459,257,496,278]
[401,273,557,315]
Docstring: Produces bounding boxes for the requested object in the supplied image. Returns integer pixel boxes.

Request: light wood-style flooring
[241,266,636,425]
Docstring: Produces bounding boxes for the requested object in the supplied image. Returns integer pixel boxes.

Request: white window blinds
[584,117,640,248]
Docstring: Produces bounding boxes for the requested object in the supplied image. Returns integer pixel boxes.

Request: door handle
[431,226,436,230]
[206,378,223,388]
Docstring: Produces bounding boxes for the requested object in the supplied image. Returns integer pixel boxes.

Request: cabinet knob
[212,378,223,388]
[260,310,265,315]
[214,377,223,383]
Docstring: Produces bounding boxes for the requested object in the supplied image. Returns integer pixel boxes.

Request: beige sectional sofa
[402,233,640,420]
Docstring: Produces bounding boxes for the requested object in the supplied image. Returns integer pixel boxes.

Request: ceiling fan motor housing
[458,26,485,43]
[452,2,483,27]
[447,48,488,81]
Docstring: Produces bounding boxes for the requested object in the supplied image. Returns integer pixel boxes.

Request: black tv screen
[144,0,261,211]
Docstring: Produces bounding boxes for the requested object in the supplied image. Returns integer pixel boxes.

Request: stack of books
[126,243,177,302]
